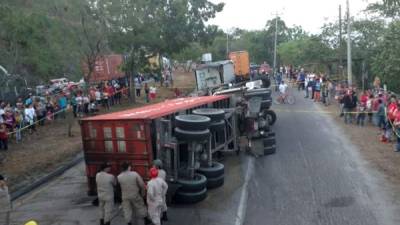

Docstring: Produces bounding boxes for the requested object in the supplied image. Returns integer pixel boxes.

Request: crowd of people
[334,85,400,152]
[0,80,130,150]
[289,69,400,152]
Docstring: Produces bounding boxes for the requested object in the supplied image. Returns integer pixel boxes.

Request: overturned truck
[80,80,276,204]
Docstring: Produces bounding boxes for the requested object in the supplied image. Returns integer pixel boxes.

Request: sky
[208,0,379,34]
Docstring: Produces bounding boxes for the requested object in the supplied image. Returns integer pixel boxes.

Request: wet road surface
[10,87,400,225]
[244,88,399,225]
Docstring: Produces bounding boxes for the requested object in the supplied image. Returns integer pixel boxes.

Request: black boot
[100,219,104,225]
[104,222,110,225]
[162,211,168,221]
[127,223,132,225]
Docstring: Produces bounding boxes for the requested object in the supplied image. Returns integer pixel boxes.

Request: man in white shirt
[278,81,288,103]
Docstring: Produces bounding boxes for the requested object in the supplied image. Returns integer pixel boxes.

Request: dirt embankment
[0,71,195,192]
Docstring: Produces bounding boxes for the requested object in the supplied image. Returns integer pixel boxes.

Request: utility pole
[338,5,343,78]
[226,32,229,58]
[272,12,282,76]
[346,0,352,87]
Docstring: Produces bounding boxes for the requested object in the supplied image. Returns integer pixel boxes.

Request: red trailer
[82,54,125,82]
[80,95,234,198]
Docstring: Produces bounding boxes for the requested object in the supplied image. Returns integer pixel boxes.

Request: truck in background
[228,51,250,82]
[82,54,125,83]
[194,60,235,93]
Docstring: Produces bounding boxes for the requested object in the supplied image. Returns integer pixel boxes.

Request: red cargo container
[82,54,125,82]
[80,95,230,195]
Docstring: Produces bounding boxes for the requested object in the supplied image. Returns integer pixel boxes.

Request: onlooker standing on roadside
[377,99,386,129]
[24,104,36,134]
[95,88,102,106]
[297,68,306,91]
[134,77,141,97]
[343,91,354,124]
[393,101,400,152]
[0,123,8,150]
[58,94,67,119]
[0,175,11,225]
[314,78,321,102]
[385,95,398,142]
[15,111,23,143]
[367,94,374,123]
[144,83,150,103]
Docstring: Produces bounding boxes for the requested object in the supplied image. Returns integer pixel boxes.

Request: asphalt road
[244,87,399,225]
[10,86,400,225]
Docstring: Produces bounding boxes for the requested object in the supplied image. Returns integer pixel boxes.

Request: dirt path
[0,71,195,192]
[316,101,400,203]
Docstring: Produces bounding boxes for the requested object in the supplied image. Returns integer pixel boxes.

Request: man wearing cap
[117,162,147,225]
[147,168,168,225]
[153,160,168,221]
[96,163,116,225]
[0,174,11,225]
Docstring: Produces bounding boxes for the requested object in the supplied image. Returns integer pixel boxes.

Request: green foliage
[372,21,400,92]
[278,36,334,71]
[367,0,400,17]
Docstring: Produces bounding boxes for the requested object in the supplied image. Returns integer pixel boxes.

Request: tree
[371,21,400,92]
[367,0,400,17]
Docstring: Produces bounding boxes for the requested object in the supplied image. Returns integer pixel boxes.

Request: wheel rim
[287,96,295,104]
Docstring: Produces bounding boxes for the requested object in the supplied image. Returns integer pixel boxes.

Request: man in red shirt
[393,100,400,152]
[360,91,369,106]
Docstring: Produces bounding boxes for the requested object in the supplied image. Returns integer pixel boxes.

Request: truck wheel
[268,132,275,138]
[265,110,277,126]
[263,137,276,147]
[197,162,224,178]
[193,108,225,122]
[206,174,224,189]
[262,79,271,88]
[174,188,207,204]
[175,115,211,131]
[175,128,210,142]
[209,120,225,132]
[261,99,272,110]
[264,146,276,155]
[177,173,207,192]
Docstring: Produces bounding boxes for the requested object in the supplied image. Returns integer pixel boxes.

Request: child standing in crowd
[0,123,8,150]
[357,102,367,126]
[14,111,23,143]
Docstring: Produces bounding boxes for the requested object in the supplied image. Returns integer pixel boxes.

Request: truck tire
[264,146,276,155]
[174,188,207,204]
[174,128,210,142]
[268,132,275,138]
[261,99,272,109]
[197,162,224,178]
[206,174,224,189]
[177,173,207,192]
[175,115,211,131]
[265,110,277,126]
[209,120,225,132]
[193,108,225,122]
[263,137,276,147]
